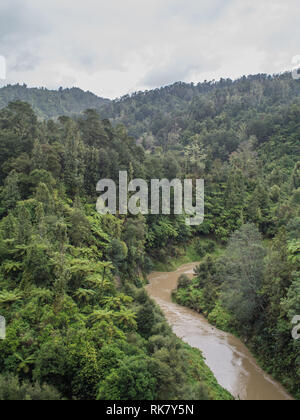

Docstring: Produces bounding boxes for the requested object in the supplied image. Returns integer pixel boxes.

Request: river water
[146,262,292,401]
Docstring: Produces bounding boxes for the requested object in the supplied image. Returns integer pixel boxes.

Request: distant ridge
[0,84,110,119]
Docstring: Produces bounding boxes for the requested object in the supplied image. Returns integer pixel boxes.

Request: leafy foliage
[0,85,109,119]
[0,100,230,400]
[1,71,300,399]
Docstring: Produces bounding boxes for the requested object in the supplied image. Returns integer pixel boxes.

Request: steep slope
[100,73,300,150]
[0,84,110,119]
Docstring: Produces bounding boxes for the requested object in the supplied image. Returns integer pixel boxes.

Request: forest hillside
[0,72,299,399]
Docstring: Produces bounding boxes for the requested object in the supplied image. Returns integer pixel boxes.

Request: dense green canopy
[0,72,299,399]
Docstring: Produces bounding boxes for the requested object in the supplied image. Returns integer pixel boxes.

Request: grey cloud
[142,65,194,89]
[162,0,231,23]
[142,53,221,88]
[0,1,50,46]
[0,0,299,98]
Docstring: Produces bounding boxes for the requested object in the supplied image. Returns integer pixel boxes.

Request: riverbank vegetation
[174,224,300,398]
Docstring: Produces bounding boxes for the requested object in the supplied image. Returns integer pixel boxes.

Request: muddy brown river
[147,262,292,401]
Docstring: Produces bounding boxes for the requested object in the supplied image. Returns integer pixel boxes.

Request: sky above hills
[0,0,299,99]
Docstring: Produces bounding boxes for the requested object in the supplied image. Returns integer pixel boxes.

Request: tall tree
[220,224,266,327]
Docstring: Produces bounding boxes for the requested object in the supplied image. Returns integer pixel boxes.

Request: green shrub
[177,274,192,289]
[208,302,233,331]
[194,239,217,258]
[0,375,61,400]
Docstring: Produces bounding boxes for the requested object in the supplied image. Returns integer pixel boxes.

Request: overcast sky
[0,0,299,98]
